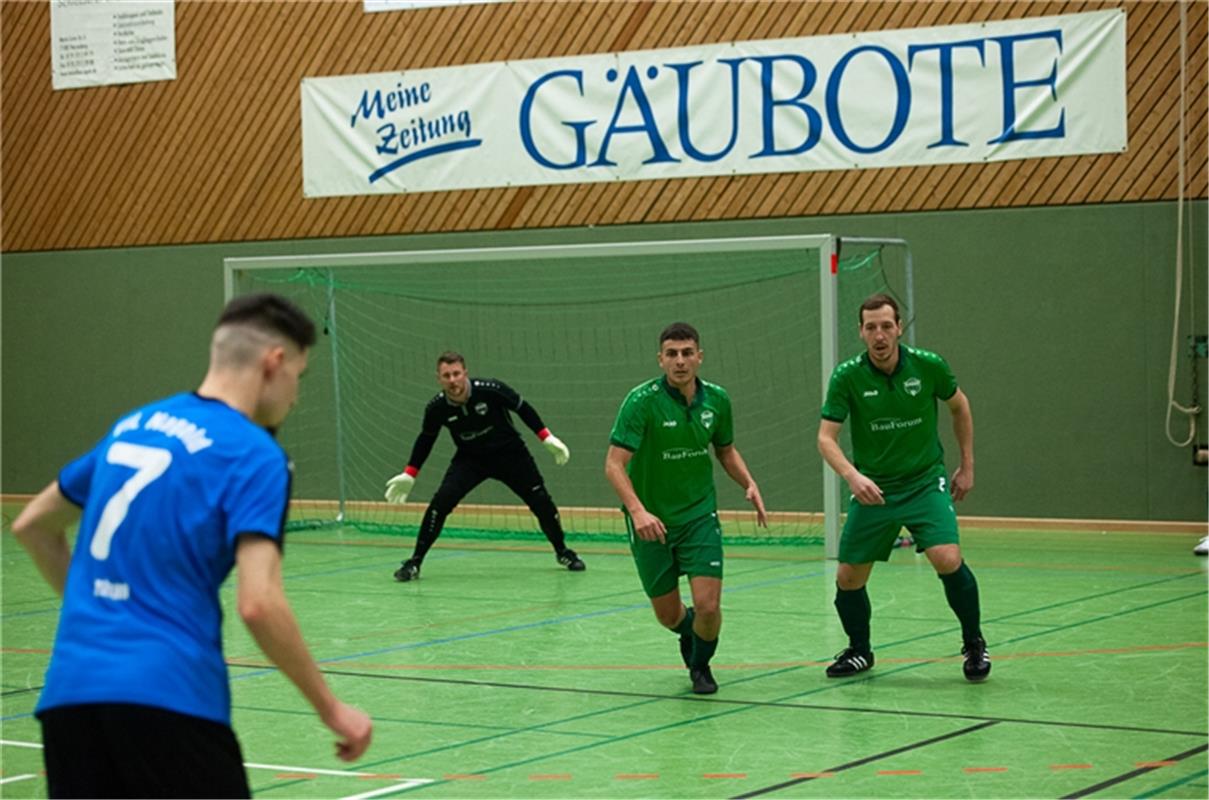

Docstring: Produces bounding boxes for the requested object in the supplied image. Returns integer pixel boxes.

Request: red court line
[615,773,659,780]
[704,773,747,779]
[1136,760,1179,767]
[0,648,50,655]
[529,773,572,781]
[964,767,1009,773]
[1051,764,1094,770]
[878,770,922,776]
[275,773,317,780]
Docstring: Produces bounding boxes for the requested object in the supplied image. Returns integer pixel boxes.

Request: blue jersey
[37,392,290,726]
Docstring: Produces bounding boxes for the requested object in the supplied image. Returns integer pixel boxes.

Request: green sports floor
[2,516,1206,799]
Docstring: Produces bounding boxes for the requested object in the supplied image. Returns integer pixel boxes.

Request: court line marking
[731,722,999,798]
[0,743,433,797]
[314,668,1209,739]
[0,774,36,785]
[1061,743,1209,799]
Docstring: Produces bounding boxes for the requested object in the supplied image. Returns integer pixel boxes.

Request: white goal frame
[225,234,913,559]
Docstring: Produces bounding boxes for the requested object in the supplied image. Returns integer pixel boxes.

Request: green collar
[660,375,704,407]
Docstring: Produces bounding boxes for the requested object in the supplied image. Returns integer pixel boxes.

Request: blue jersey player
[11,294,372,798]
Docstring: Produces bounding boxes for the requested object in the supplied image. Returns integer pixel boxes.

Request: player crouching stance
[384,351,583,581]
[817,294,990,682]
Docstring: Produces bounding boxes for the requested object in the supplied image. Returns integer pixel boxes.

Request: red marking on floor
[790,772,836,778]
[878,770,922,776]
[443,774,486,780]
[358,774,403,780]
[1136,761,1179,768]
[0,648,51,655]
[703,773,747,779]
[615,773,659,780]
[1051,764,1093,770]
[963,767,1008,773]
[529,773,572,781]
[275,773,317,780]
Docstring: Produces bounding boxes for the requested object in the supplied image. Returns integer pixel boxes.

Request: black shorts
[38,703,250,799]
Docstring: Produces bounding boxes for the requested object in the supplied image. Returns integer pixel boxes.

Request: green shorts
[627,511,723,598]
[839,473,959,564]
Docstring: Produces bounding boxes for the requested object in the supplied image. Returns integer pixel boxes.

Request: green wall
[3,201,1206,522]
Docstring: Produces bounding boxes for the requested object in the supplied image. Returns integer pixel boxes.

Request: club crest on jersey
[700,409,715,428]
[474,402,489,415]
[903,377,922,397]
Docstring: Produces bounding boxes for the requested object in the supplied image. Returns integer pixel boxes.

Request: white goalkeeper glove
[539,430,570,466]
[384,469,417,504]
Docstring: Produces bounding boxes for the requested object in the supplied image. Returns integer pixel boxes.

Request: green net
[233,239,910,546]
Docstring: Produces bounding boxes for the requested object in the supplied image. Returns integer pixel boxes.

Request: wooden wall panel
[1,0,1205,252]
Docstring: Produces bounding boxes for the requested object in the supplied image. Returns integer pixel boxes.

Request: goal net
[226,236,913,553]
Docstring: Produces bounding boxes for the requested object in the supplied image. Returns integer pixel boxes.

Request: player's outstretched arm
[235,536,373,761]
[604,445,666,542]
[10,482,79,596]
[945,389,975,501]
[817,420,884,506]
[714,444,768,527]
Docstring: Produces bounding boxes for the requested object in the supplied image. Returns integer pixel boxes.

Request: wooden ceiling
[1,0,1205,252]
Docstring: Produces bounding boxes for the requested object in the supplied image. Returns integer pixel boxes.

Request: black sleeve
[408,400,443,469]
[515,398,546,434]
[486,379,546,434]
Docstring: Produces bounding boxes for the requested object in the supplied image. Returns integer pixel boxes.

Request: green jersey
[609,376,734,527]
[821,345,958,493]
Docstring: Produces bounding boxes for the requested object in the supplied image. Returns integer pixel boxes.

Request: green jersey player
[606,322,767,695]
[817,294,990,682]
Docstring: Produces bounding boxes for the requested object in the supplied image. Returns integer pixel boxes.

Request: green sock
[939,561,982,642]
[834,585,872,653]
[672,606,695,637]
[690,630,718,669]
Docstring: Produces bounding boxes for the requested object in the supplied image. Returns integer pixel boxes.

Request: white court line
[338,780,433,800]
[245,761,376,777]
[2,743,433,796]
[0,774,37,785]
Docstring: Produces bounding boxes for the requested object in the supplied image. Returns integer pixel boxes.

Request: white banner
[51,0,176,91]
[302,9,1126,198]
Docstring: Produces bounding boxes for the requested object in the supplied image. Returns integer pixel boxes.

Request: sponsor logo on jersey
[474,402,489,415]
[903,377,922,396]
[447,415,459,422]
[870,416,924,432]
[661,446,708,461]
[700,409,715,428]
[863,389,879,397]
[662,419,678,427]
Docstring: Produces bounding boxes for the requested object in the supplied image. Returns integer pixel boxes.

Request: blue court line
[231,566,828,682]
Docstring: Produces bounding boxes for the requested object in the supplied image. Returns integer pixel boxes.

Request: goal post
[224,234,913,559]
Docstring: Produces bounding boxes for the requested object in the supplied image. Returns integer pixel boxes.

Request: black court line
[730,721,1000,798]
[296,667,1209,738]
[0,686,41,697]
[1061,742,1209,799]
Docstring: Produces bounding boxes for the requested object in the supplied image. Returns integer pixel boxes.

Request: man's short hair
[218,293,316,349]
[659,322,699,347]
[437,351,465,368]
[859,293,900,324]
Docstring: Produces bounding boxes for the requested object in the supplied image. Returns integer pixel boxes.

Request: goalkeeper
[384,351,584,581]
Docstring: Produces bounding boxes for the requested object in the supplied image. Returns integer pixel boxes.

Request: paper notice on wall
[51,0,176,91]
